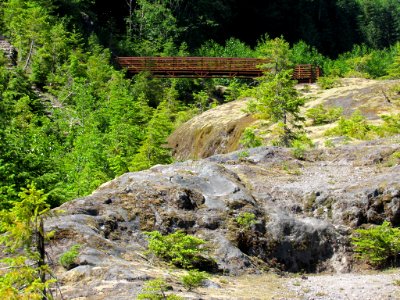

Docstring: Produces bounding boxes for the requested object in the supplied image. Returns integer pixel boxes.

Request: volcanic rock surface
[46,138,400,299]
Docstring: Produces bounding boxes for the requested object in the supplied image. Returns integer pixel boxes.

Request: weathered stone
[46,139,400,298]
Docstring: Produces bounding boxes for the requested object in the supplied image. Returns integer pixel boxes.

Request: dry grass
[196,273,297,300]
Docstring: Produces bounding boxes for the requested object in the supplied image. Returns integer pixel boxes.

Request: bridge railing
[116,56,320,81]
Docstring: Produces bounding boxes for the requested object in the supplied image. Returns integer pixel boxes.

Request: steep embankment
[168,78,400,160]
[46,138,400,299]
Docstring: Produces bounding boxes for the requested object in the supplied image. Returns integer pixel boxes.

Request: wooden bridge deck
[116,57,320,82]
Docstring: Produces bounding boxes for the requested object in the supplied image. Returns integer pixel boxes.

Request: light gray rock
[46,139,400,299]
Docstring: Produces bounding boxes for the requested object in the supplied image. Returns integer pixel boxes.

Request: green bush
[290,134,314,160]
[317,76,341,89]
[306,104,343,125]
[240,127,263,149]
[235,212,257,230]
[380,114,400,135]
[351,221,400,268]
[180,269,209,291]
[137,279,182,300]
[59,244,81,270]
[145,230,207,269]
[325,110,378,140]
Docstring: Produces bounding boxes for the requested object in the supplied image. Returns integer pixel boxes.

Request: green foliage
[317,76,341,90]
[388,43,400,78]
[351,221,400,267]
[224,80,250,102]
[130,99,174,172]
[59,244,81,270]
[144,230,207,269]
[325,110,378,140]
[180,269,209,291]
[248,69,305,146]
[306,105,343,125]
[290,40,326,67]
[0,184,54,299]
[137,278,182,300]
[235,212,257,230]
[196,38,255,58]
[240,127,262,149]
[380,114,400,135]
[326,111,400,141]
[357,0,400,49]
[256,36,292,73]
[238,151,250,159]
[290,134,314,160]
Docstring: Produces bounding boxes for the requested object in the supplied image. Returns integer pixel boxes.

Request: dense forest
[0,0,399,209]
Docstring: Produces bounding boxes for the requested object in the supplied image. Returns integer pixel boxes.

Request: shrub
[235,212,257,230]
[180,269,209,291]
[289,134,314,160]
[59,244,81,270]
[380,114,400,135]
[351,221,400,268]
[325,110,378,140]
[137,278,182,300]
[305,104,343,125]
[238,150,250,159]
[145,230,207,269]
[240,127,263,149]
[317,76,341,89]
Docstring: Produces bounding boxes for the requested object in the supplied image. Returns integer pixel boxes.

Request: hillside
[168,78,400,160]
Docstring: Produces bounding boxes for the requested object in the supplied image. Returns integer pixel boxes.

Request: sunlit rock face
[47,139,400,299]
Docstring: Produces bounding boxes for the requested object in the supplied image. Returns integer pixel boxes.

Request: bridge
[116,57,320,83]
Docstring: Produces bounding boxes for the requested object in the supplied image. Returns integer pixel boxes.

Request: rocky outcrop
[167,79,400,160]
[0,36,16,65]
[167,99,255,160]
[46,138,400,299]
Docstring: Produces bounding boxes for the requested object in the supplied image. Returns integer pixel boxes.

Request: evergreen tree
[0,184,55,299]
[248,70,305,147]
[388,42,400,78]
[130,99,174,171]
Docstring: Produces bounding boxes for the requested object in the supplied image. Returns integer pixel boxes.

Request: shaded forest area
[91,0,398,57]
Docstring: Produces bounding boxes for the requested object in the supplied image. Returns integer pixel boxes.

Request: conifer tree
[0,184,55,299]
[248,70,305,147]
[130,99,174,171]
[388,42,400,78]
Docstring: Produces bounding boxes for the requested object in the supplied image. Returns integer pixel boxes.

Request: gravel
[288,272,400,300]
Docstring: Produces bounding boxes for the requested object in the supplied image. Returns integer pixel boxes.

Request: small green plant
[317,76,340,89]
[305,104,343,125]
[290,134,314,160]
[180,269,209,291]
[137,278,182,300]
[380,114,400,135]
[301,84,311,93]
[238,150,250,159]
[59,244,81,270]
[351,221,400,268]
[384,151,400,167]
[240,127,263,149]
[235,212,257,230]
[325,110,378,140]
[324,140,335,148]
[145,230,208,269]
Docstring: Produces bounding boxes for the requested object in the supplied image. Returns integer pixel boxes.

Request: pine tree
[248,70,305,147]
[388,42,400,78]
[0,184,55,299]
[130,100,174,172]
